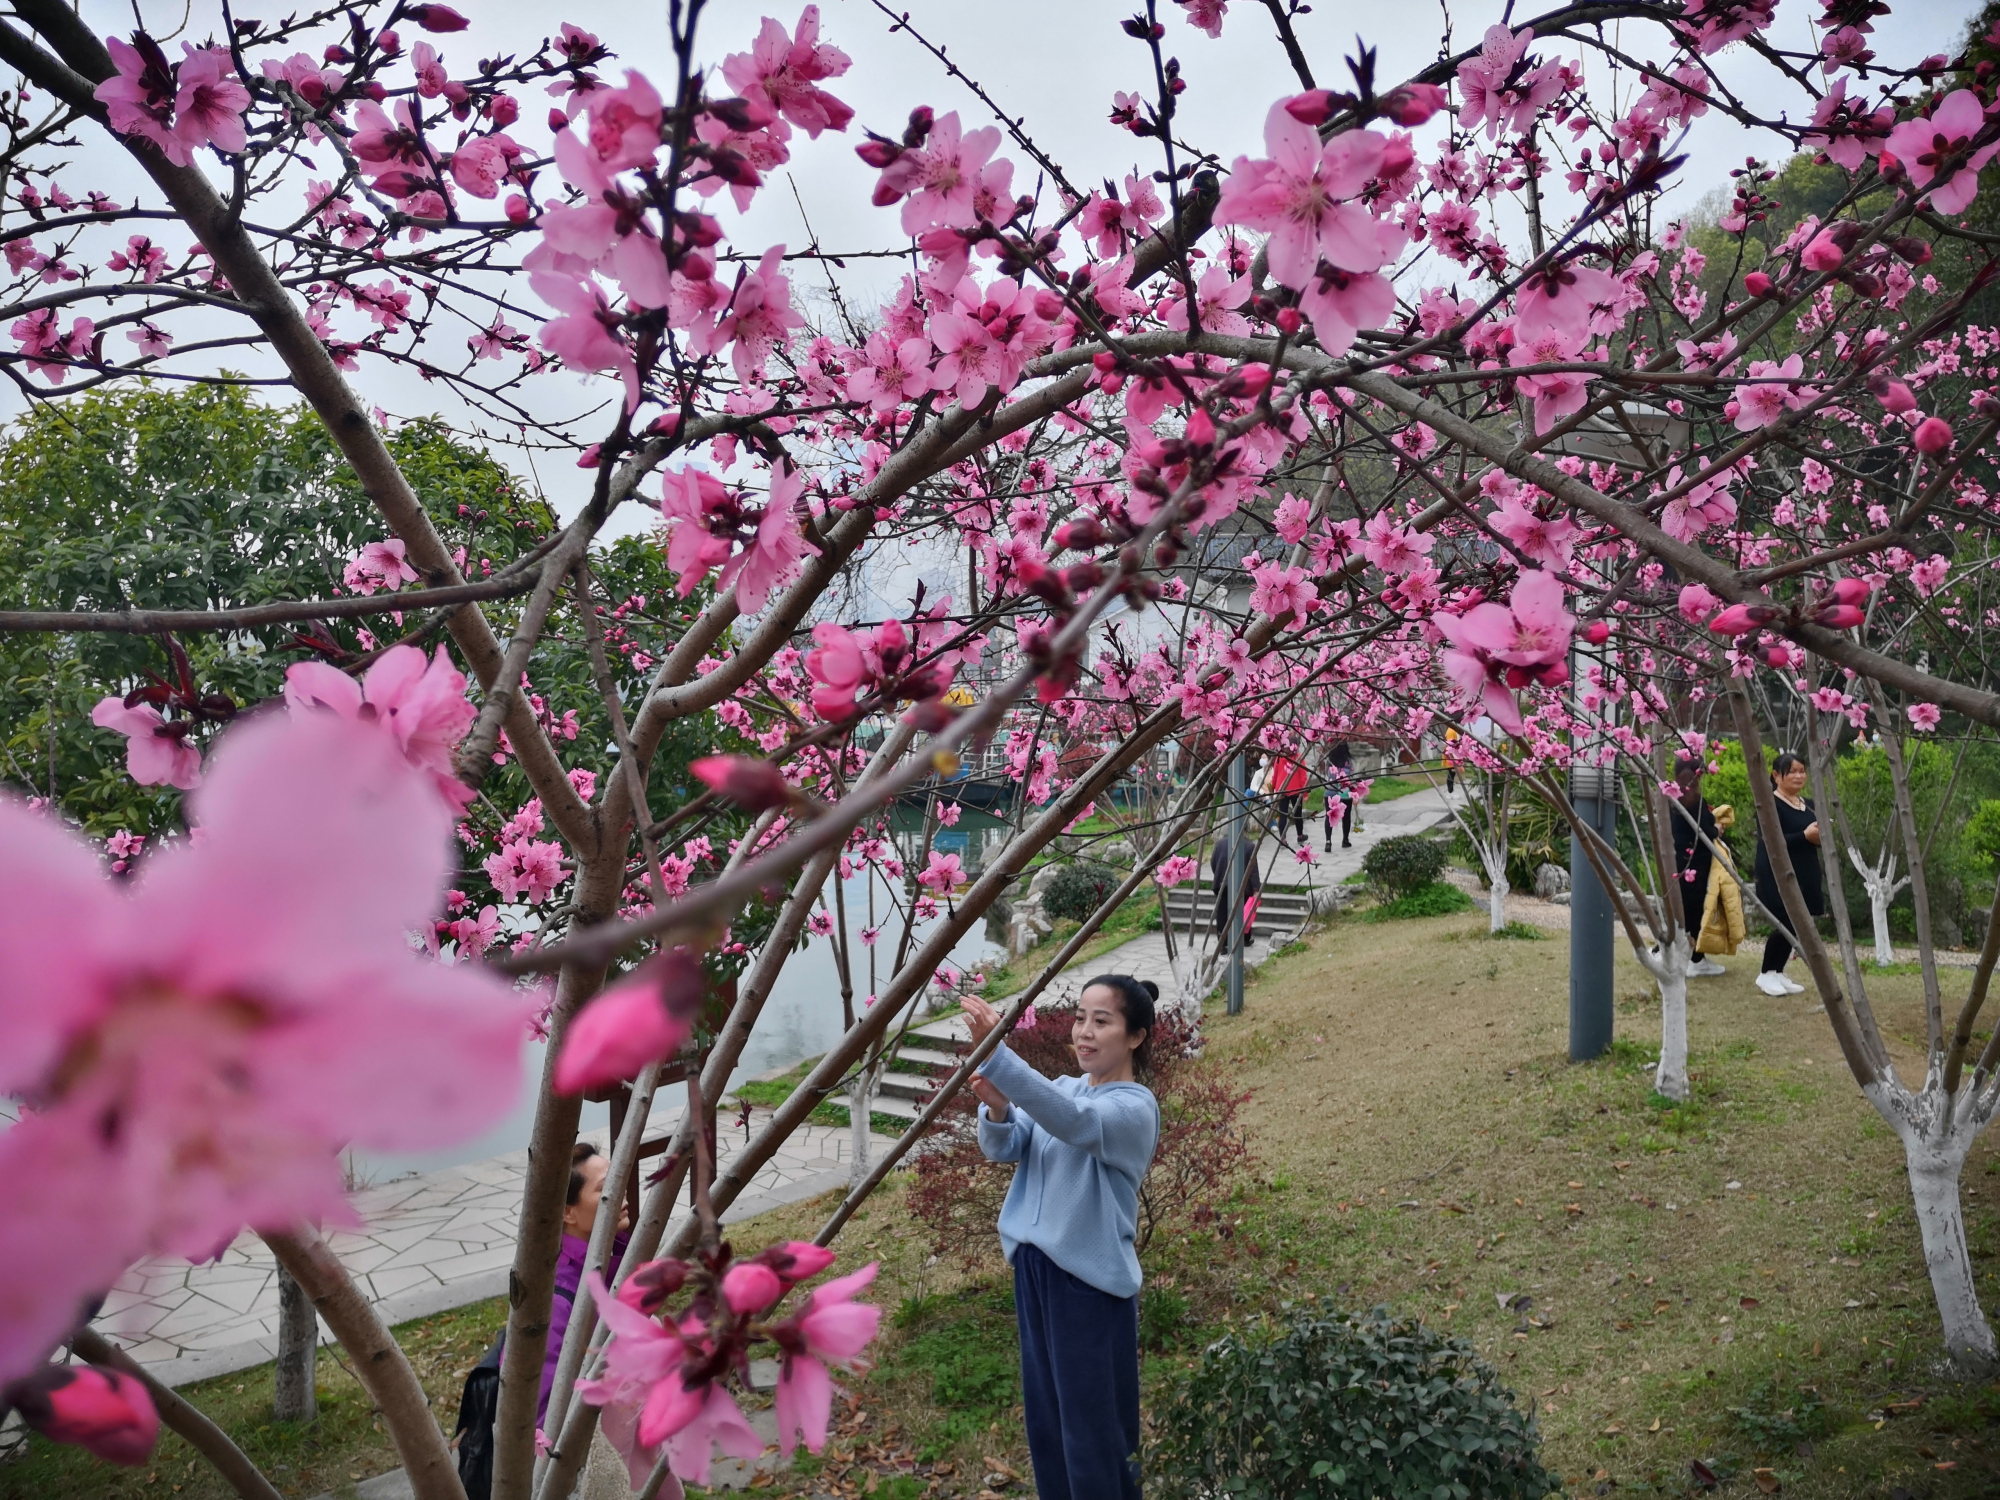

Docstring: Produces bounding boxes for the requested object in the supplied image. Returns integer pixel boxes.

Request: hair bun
[1141,980,1160,1000]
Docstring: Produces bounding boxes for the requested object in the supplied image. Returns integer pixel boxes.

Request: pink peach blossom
[721,8,854,139]
[283,645,477,811]
[90,697,203,791]
[1215,102,1396,289]
[0,713,526,1385]
[772,1262,881,1457]
[1884,90,1999,216]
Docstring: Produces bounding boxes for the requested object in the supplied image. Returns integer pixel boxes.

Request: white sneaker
[1688,958,1727,977]
[1755,971,1790,997]
[1780,974,1807,994]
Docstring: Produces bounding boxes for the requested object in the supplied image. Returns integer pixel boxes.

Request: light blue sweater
[975,1045,1160,1299]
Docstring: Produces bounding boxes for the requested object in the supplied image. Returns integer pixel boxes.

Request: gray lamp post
[1541,404,1687,1061]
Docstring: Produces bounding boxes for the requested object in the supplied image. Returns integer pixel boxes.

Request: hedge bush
[1148,1304,1558,1500]
[1040,860,1122,922]
[1361,834,1447,898]
[1367,881,1476,921]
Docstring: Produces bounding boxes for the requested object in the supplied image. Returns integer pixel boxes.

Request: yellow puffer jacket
[1697,804,1747,957]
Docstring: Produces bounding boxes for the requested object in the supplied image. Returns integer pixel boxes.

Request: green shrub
[1361,835,1448,898]
[1149,1304,1558,1500]
[1490,920,1546,940]
[1368,882,1475,921]
[1140,1286,1193,1352]
[1041,860,1122,923]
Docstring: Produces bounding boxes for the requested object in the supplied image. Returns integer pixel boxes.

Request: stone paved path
[102,1104,895,1389]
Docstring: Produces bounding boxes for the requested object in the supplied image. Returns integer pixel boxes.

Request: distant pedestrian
[1322,740,1357,851]
[963,978,1161,1500]
[1268,752,1310,844]
[1669,755,1728,977]
[1208,830,1261,950]
[1753,751,1823,996]
[1443,726,1461,794]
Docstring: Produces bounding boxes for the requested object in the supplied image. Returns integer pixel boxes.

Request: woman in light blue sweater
[963,975,1161,1500]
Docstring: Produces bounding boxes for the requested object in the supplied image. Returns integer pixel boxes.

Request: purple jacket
[538,1230,629,1426]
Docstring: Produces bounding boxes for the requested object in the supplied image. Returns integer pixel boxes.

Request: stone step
[894,1044,965,1070]
[874,1070,938,1102]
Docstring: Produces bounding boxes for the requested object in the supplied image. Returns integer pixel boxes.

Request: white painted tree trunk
[1865,1078,1999,1368]
[1482,843,1509,933]
[1647,934,1691,1102]
[1846,847,1904,965]
[1869,884,1896,965]
[848,1056,883,1188]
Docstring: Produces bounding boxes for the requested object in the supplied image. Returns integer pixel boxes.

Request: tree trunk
[272,1261,318,1423]
[1866,1080,1999,1369]
[1653,936,1691,1103]
[1484,845,1509,933]
[1870,881,1896,966]
[848,1054,882,1188]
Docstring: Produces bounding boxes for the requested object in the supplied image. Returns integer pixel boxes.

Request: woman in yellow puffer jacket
[1697,804,1747,958]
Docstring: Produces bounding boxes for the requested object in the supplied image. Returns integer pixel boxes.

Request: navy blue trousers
[1012,1243,1142,1500]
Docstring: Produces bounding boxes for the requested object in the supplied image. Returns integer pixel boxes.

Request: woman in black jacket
[1753,751,1823,996]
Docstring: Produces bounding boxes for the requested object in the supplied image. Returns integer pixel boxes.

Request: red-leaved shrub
[906,1005,1251,1269]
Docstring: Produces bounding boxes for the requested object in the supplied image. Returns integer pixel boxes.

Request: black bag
[453,1339,503,1500]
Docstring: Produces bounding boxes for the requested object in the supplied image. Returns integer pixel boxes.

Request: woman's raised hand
[963,994,1002,1048]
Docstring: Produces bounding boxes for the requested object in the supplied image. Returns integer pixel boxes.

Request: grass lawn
[2,1297,509,1500]
[16,908,1999,1499]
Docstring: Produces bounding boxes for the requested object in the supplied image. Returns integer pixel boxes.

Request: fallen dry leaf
[1740,1296,1760,1308]
[1754,1467,1781,1493]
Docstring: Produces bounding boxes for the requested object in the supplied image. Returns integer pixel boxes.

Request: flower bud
[503,194,532,225]
[1282,89,1337,126]
[554,955,705,1095]
[1913,416,1953,454]
[1742,270,1772,297]
[1581,620,1612,644]
[758,1241,837,1283]
[1379,83,1448,125]
[1813,604,1865,628]
[692,755,794,812]
[1053,517,1105,551]
[2,1365,158,1466]
[616,1258,689,1315]
[407,4,471,32]
[722,1262,784,1314]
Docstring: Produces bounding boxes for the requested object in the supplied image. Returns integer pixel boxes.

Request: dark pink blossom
[532,272,640,411]
[170,47,251,158]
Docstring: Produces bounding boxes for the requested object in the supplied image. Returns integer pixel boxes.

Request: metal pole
[1568,765,1616,1060]
[1227,750,1247,1015]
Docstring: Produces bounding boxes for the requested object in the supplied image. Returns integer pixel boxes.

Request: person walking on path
[1669,755,1729,977]
[1208,830,1261,951]
[1268,751,1310,845]
[1753,750,1824,996]
[1322,739,1358,850]
[963,978,1161,1500]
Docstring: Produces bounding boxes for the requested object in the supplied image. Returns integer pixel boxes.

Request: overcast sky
[47,0,1986,529]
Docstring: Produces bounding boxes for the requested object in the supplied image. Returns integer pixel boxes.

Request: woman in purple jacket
[540,1141,631,1424]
